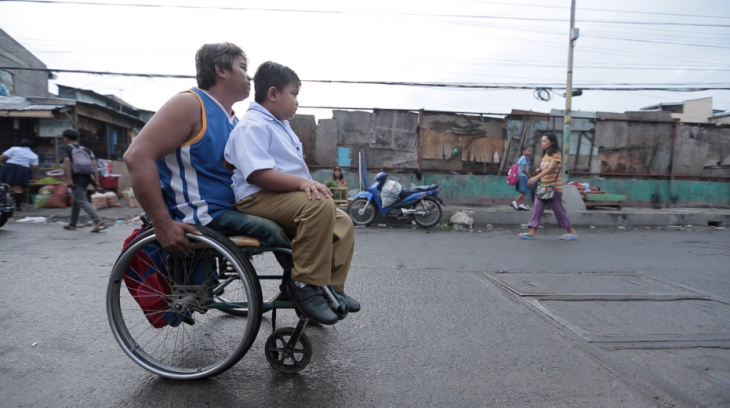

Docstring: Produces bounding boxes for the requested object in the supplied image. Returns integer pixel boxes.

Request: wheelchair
[105,216,349,380]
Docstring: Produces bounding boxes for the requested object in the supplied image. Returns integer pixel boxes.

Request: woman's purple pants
[527,192,572,230]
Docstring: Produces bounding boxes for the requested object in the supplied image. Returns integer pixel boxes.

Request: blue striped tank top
[156,88,238,225]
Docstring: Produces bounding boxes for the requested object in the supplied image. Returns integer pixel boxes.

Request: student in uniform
[511,146,533,211]
[224,61,359,325]
[0,139,39,211]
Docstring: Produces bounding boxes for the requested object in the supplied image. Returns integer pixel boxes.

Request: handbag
[535,182,555,201]
[535,160,561,201]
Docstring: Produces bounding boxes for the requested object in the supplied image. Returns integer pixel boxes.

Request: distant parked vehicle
[0,183,14,228]
[347,171,446,228]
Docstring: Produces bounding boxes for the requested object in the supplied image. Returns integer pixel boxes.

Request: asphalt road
[1,222,729,407]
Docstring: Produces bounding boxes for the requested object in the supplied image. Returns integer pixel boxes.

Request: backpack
[70,145,95,175]
[121,228,213,328]
[506,163,520,186]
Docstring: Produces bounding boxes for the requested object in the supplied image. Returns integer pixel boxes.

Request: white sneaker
[511,201,519,210]
[519,204,530,211]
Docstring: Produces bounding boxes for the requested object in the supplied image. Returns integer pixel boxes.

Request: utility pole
[563,0,578,183]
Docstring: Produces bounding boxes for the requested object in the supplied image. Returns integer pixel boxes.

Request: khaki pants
[234,190,354,291]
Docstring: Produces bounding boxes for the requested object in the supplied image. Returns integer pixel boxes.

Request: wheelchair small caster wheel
[265,327,313,373]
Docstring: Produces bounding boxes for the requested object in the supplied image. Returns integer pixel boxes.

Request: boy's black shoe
[286,280,338,325]
[336,292,360,313]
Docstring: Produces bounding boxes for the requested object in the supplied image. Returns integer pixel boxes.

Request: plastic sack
[450,210,474,228]
[380,180,402,207]
[105,192,121,207]
[34,194,50,209]
[91,192,109,210]
[38,186,54,196]
[47,184,69,209]
[122,188,140,208]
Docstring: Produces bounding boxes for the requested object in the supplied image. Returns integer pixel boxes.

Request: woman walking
[519,133,578,240]
[0,139,39,211]
[511,146,533,211]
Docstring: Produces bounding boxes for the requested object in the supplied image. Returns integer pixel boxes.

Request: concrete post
[563,0,577,183]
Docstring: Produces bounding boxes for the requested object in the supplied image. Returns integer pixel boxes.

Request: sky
[1,0,729,120]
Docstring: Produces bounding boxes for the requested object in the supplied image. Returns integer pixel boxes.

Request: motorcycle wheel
[0,212,9,229]
[413,197,442,228]
[347,198,376,226]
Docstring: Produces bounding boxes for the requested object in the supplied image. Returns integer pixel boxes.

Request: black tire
[347,197,376,226]
[265,327,313,373]
[107,225,263,380]
[413,197,442,228]
[0,212,9,229]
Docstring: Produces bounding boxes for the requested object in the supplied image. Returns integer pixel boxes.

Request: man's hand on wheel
[154,220,201,252]
[298,179,331,200]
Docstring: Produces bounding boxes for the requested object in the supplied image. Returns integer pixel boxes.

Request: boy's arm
[248,169,331,200]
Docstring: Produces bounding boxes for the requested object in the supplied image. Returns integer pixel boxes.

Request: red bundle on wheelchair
[122,228,185,328]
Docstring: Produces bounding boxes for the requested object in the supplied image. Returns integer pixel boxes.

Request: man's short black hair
[254,61,301,104]
[20,139,33,148]
[62,129,79,141]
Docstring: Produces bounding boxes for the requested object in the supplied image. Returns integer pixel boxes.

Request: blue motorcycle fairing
[397,188,440,206]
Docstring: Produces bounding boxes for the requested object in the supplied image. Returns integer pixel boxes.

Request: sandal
[90,221,107,233]
[518,233,536,240]
[559,233,579,241]
[63,225,76,231]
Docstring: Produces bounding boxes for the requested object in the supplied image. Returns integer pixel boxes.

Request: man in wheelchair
[225,61,359,326]
[123,43,293,293]
[124,44,358,326]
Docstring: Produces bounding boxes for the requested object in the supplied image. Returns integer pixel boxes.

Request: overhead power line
[2,66,729,92]
[468,0,730,20]
[3,0,730,28]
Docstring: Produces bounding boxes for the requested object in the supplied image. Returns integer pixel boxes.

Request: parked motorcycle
[0,183,14,229]
[347,171,446,228]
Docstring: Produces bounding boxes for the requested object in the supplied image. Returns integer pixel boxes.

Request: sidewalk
[8,202,730,228]
[8,203,144,225]
[447,204,730,228]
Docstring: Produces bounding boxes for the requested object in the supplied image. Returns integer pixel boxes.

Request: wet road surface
[1,223,728,407]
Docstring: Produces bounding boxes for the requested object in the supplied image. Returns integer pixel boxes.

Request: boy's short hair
[62,129,79,141]
[195,43,246,90]
[254,61,301,104]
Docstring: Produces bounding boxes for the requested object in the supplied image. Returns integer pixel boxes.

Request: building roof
[640,102,682,111]
[0,96,74,116]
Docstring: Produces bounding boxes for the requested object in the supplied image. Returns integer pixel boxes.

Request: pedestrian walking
[59,129,106,232]
[518,133,578,241]
[511,146,533,211]
[0,139,39,211]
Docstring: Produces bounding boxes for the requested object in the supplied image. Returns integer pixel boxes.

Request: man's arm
[0,154,8,166]
[248,169,331,200]
[91,159,99,187]
[123,93,202,251]
[63,158,73,186]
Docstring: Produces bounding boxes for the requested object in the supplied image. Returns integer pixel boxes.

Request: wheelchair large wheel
[106,225,263,380]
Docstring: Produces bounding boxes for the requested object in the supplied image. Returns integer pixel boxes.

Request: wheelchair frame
[106,222,346,379]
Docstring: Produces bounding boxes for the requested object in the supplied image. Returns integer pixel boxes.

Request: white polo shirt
[225,102,311,202]
[2,146,39,168]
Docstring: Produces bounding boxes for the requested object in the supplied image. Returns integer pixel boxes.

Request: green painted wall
[310,169,730,208]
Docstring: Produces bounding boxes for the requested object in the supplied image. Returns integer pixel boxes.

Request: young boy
[224,61,359,325]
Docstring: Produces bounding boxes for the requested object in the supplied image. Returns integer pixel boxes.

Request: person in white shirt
[224,61,358,325]
[0,139,39,211]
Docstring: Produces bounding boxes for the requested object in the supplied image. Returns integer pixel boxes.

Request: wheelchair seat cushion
[191,235,261,249]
